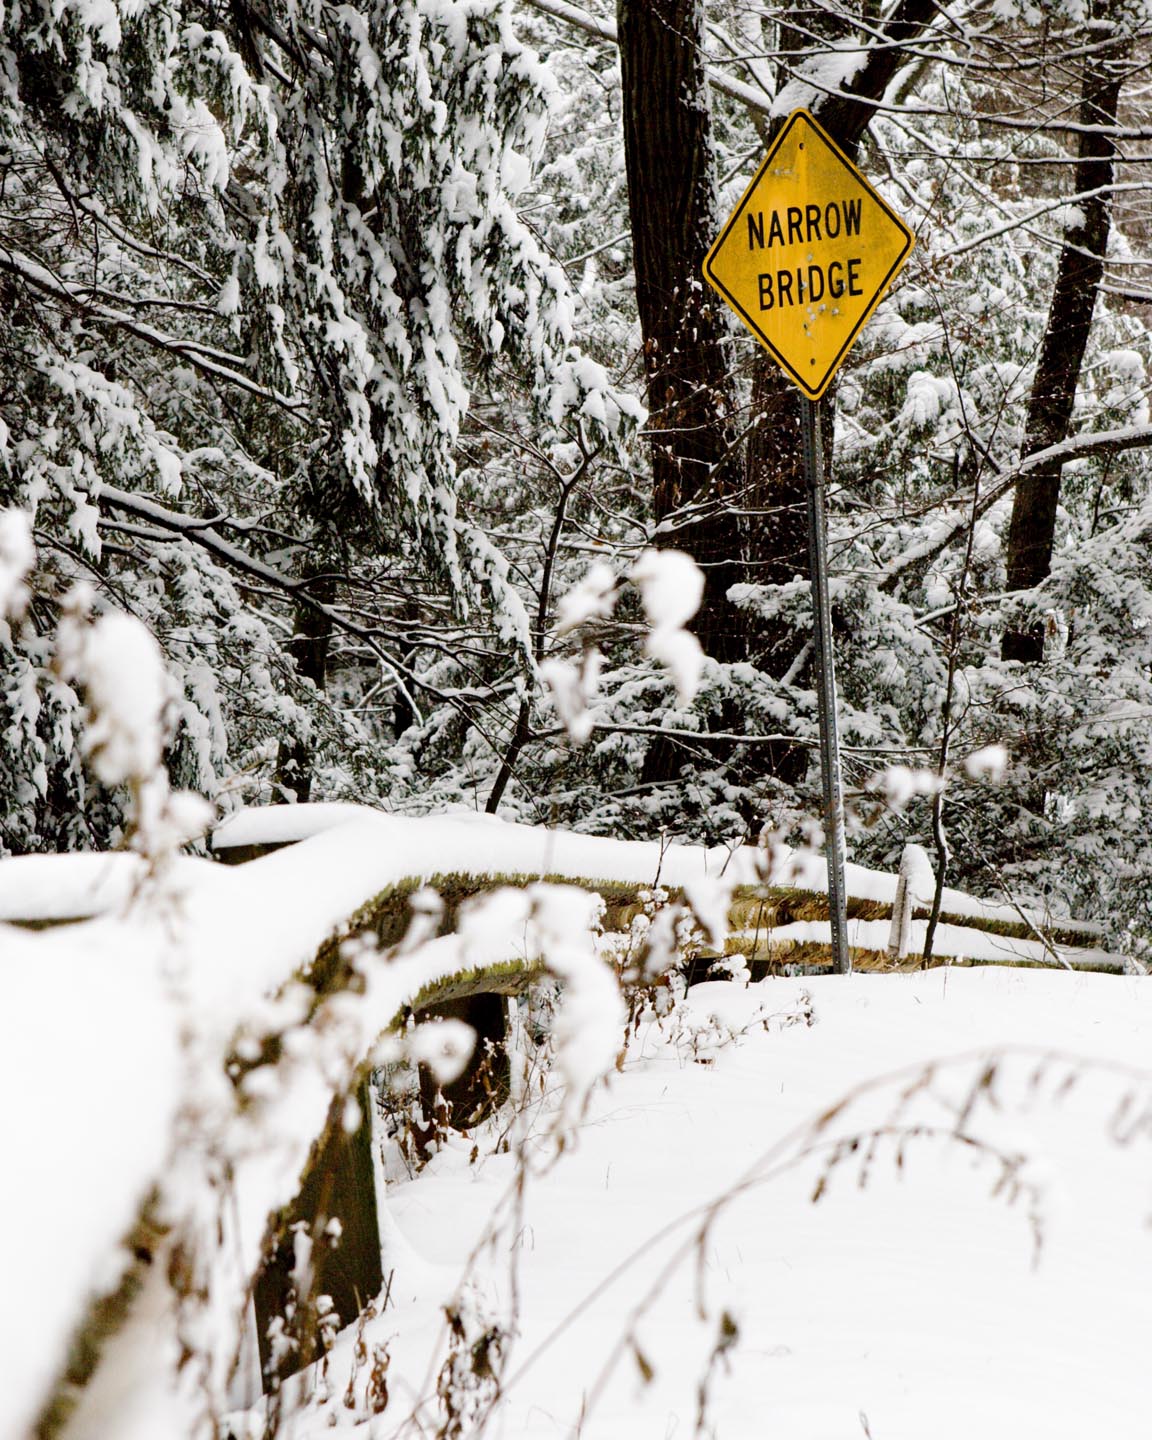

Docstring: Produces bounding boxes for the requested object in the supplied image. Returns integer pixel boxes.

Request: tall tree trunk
[617,0,745,666]
[741,0,938,797]
[747,0,939,678]
[274,573,335,803]
[1002,15,1128,663]
[615,0,937,794]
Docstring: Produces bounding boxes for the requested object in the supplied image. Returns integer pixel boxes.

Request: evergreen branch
[93,489,525,754]
[60,193,218,290]
[0,246,304,414]
[92,485,427,720]
[528,723,937,756]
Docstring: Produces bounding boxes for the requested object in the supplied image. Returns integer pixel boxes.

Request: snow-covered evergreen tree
[0,0,639,849]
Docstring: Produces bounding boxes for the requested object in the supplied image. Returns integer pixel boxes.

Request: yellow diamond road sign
[704,109,914,402]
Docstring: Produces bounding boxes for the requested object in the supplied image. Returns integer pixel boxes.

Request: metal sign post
[800,396,850,974]
[703,108,916,976]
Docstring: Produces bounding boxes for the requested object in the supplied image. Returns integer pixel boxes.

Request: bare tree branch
[878,421,1152,592]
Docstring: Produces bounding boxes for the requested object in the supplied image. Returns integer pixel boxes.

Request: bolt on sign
[703,109,914,400]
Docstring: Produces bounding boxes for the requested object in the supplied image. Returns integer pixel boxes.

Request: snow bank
[0,921,181,1438]
[0,800,1133,1434]
[0,852,216,922]
[278,966,1152,1439]
[0,819,641,1431]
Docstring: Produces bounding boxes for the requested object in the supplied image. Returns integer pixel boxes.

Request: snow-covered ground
[2,810,1145,1439]
[270,966,1152,1439]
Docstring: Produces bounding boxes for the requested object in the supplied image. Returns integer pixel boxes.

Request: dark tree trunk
[739,0,940,805]
[747,0,939,682]
[274,573,335,803]
[617,0,745,666]
[616,0,937,793]
[1002,16,1127,663]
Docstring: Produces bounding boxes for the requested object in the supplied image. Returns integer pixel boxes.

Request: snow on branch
[0,248,305,413]
[519,0,774,116]
[879,420,1152,591]
[93,484,424,720]
[0,509,34,618]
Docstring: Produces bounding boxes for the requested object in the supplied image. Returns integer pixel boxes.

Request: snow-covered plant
[539,548,705,749]
[454,883,624,1138]
[435,1283,508,1440]
[0,508,33,618]
[55,589,212,868]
